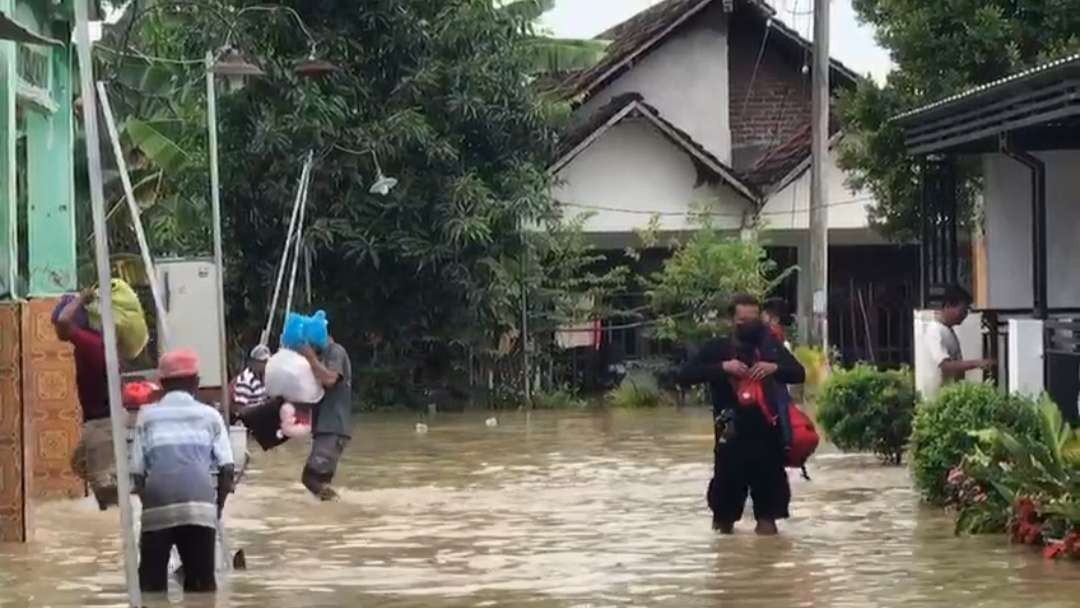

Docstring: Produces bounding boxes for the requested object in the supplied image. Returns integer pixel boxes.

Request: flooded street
[3,408,1080,607]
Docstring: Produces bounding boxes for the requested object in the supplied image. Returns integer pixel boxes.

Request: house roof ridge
[551,93,761,203]
[561,0,859,103]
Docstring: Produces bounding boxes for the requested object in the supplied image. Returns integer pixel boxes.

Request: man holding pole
[130,349,234,593]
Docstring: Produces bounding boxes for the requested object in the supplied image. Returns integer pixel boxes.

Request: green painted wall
[0,0,17,298]
[0,0,76,299]
[27,24,75,295]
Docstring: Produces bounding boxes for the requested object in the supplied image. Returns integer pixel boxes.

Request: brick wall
[728,15,812,169]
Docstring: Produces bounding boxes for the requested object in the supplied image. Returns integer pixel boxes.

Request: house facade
[0,0,84,543]
[895,54,1080,416]
[549,0,917,366]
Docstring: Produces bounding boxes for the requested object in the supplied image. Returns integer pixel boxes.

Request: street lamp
[209,46,265,92]
[368,151,398,196]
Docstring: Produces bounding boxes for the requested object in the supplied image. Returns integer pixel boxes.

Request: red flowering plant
[965,398,1080,558]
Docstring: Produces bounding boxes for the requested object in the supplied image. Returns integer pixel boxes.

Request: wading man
[299,335,352,501]
[130,349,234,593]
[670,294,805,535]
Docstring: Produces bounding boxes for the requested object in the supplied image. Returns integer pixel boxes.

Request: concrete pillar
[1008,318,1045,398]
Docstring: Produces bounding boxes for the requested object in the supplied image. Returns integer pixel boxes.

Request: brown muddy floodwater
[2,409,1080,607]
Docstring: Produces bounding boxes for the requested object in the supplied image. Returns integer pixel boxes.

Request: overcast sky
[540,0,894,83]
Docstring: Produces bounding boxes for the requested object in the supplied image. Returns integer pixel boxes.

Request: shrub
[605,371,671,408]
[910,382,1040,505]
[816,364,916,464]
[531,385,589,410]
[792,345,830,393]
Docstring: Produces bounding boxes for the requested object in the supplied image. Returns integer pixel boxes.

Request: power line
[558,196,874,218]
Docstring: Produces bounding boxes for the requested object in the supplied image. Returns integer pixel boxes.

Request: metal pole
[284,161,312,323]
[74,2,141,605]
[809,0,830,350]
[97,82,171,350]
[261,153,312,344]
[206,52,230,420]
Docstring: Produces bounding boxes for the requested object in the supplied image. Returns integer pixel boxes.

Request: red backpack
[787,403,819,470]
[732,375,820,473]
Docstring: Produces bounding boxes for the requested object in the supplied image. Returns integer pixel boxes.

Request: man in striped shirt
[131,349,234,593]
[232,344,270,410]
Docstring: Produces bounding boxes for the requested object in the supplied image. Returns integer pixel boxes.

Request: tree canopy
[95,1,578,373]
[838,0,1080,239]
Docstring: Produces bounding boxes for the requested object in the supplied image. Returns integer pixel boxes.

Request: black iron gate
[920,157,962,304]
[1046,317,1080,422]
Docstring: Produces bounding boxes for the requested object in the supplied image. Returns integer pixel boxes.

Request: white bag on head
[264,348,325,404]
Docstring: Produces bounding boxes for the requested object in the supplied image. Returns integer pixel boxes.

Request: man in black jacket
[670,294,805,535]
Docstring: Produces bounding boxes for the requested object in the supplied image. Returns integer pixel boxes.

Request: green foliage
[792,345,830,393]
[501,0,610,74]
[530,384,589,410]
[605,371,671,409]
[816,365,916,464]
[841,0,1080,238]
[99,1,628,385]
[910,382,1040,505]
[959,397,1080,536]
[647,216,796,342]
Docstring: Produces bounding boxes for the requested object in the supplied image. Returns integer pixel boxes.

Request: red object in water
[786,404,820,469]
[123,380,161,409]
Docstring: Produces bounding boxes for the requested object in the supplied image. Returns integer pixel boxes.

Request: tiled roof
[551,93,760,203]
[558,0,861,102]
[741,115,841,190]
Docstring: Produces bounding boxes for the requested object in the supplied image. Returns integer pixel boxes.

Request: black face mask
[735,320,766,345]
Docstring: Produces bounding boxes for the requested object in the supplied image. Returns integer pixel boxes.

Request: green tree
[839,0,1080,239]
[101,1,622,395]
[647,211,795,343]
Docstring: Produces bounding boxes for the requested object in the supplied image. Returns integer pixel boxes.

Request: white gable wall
[552,118,750,233]
[983,151,1080,309]
[577,3,732,164]
[759,145,876,232]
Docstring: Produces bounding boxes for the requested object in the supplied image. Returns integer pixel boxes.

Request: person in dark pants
[669,294,805,535]
[299,336,352,501]
[130,350,235,593]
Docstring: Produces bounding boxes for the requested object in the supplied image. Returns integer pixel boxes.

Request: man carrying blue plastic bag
[294,322,352,502]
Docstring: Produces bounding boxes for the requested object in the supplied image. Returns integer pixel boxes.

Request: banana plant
[500,0,610,75]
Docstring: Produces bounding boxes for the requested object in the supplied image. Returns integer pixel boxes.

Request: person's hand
[78,286,96,303]
[298,344,317,360]
[978,359,997,370]
[749,361,779,380]
[722,359,749,378]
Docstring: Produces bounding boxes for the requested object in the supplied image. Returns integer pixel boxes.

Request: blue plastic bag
[281,310,329,350]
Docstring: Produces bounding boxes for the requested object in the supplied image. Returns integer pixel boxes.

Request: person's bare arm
[940,359,995,375]
[54,288,93,341]
[299,345,341,388]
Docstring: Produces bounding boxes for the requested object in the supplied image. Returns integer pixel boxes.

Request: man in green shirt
[299,337,352,501]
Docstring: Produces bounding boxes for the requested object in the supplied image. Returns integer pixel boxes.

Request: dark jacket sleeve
[771,339,806,385]
[671,339,730,386]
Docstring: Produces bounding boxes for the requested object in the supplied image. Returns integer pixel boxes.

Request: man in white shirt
[919,285,995,400]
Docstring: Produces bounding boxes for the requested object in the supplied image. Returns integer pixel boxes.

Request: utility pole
[809,0,830,351]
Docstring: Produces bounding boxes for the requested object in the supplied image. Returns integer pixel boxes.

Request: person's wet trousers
[708,406,791,525]
[139,525,216,592]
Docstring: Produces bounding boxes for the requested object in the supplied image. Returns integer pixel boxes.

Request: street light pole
[206,51,231,423]
[809,0,831,351]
